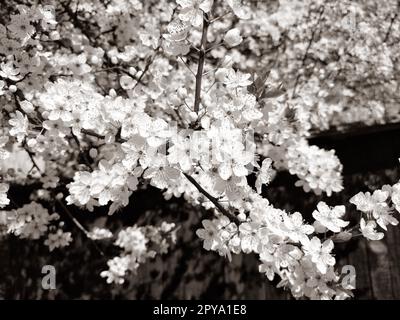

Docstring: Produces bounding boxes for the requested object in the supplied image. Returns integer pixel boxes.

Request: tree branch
[292,5,325,98]
[57,199,105,256]
[132,50,159,90]
[71,130,93,171]
[383,2,399,42]
[183,172,240,225]
[80,128,105,139]
[193,13,210,114]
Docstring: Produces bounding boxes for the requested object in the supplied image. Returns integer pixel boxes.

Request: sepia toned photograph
[1,0,400,303]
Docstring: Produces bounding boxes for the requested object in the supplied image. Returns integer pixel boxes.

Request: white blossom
[312,202,349,233]
[302,237,335,274]
[9,111,29,142]
[177,0,213,27]
[224,28,243,47]
[0,183,10,208]
[360,218,384,241]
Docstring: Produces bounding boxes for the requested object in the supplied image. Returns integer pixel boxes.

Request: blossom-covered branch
[183,172,240,224]
[193,12,210,114]
[1,0,400,300]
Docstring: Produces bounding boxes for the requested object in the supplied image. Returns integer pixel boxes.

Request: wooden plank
[310,123,400,174]
[385,226,400,299]
[346,240,374,299]
[366,239,394,299]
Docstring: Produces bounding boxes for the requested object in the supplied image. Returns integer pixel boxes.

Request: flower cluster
[0,4,56,92]
[351,186,399,240]
[44,229,73,251]
[0,183,10,208]
[286,139,343,196]
[195,169,400,299]
[195,195,352,299]
[4,202,59,240]
[101,222,177,284]
[233,0,400,130]
[66,160,140,214]
[0,201,71,251]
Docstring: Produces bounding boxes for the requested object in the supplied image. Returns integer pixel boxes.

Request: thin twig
[71,130,93,170]
[383,2,399,42]
[94,66,135,78]
[209,11,232,23]
[132,47,160,90]
[179,56,196,77]
[206,42,223,53]
[193,13,210,114]
[57,199,105,256]
[292,6,325,98]
[183,172,240,224]
[80,128,106,139]
[22,141,43,176]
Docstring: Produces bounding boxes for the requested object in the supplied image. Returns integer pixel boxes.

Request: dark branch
[183,172,240,225]
[193,13,210,114]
